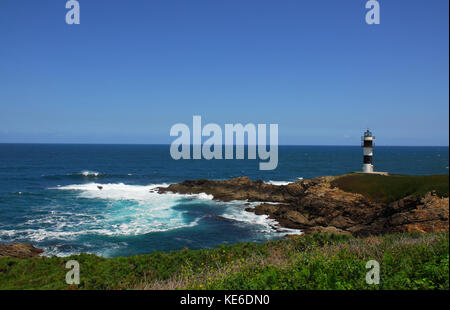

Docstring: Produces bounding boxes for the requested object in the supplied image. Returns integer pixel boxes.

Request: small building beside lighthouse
[362,129,375,173]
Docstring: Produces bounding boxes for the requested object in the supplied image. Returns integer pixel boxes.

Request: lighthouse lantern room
[362,129,375,173]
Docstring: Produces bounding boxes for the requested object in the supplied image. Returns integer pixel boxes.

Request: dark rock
[158,177,449,236]
[0,243,43,258]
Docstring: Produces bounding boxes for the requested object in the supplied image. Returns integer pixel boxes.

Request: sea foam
[0,183,214,248]
[265,177,303,186]
[0,182,299,257]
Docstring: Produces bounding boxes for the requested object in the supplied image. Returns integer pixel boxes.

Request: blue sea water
[0,144,448,257]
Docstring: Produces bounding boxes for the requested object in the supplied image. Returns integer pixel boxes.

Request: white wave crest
[266,180,292,185]
[266,177,303,186]
[0,183,216,243]
[0,182,303,257]
[80,170,101,177]
[220,205,302,235]
[54,182,213,202]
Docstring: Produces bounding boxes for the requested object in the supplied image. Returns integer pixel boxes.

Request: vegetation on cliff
[0,232,448,290]
[332,174,449,203]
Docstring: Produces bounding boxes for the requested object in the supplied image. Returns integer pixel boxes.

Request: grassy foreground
[0,232,448,290]
[331,174,449,203]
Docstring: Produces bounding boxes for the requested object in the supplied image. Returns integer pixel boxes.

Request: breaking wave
[80,170,101,177]
[0,183,215,255]
[0,182,299,257]
[42,170,110,180]
[266,177,303,186]
[220,202,302,235]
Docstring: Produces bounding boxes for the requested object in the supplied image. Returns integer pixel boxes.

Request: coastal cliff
[158,174,449,236]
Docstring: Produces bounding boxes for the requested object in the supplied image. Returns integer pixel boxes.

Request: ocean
[0,144,448,257]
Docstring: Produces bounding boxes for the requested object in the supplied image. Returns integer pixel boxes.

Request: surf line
[169,116,278,170]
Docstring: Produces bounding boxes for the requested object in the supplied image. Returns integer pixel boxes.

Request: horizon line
[0,142,448,148]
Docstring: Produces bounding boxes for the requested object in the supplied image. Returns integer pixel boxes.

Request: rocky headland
[158,175,449,237]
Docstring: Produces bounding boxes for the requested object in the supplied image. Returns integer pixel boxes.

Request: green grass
[1,232,448,290]
[331,174,449,203]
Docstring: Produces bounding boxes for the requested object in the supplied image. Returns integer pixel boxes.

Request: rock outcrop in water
[158,176,449,236]
[0,243,43,258]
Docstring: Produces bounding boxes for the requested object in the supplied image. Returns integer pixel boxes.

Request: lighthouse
[362,129,375,173]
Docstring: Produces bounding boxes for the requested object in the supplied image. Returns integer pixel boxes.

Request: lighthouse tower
[362,129,375,173]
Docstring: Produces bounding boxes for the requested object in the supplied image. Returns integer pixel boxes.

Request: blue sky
[0,0,448,145]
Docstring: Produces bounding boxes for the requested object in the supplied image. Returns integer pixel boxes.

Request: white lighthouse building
[362,129,375,173]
